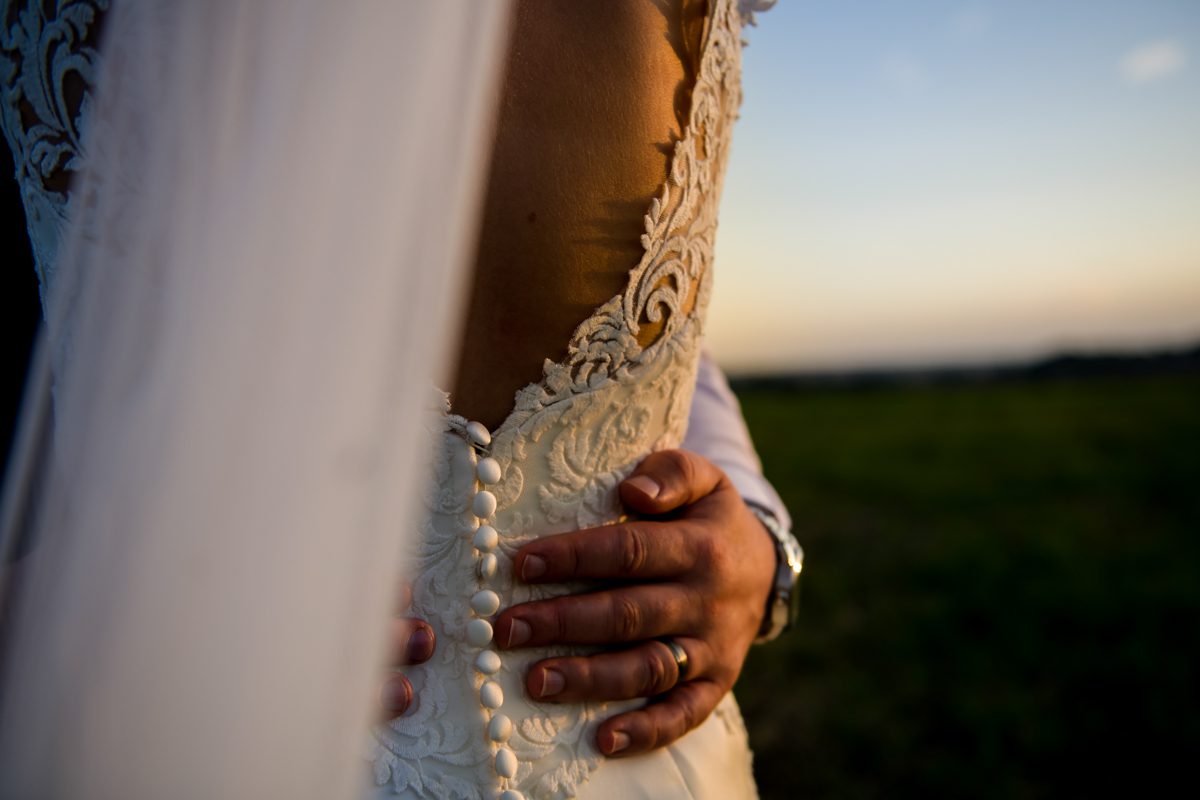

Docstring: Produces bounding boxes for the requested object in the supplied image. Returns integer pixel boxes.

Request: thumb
[619,449,729,515]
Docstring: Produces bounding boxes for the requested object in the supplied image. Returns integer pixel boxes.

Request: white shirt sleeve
[682,349,792,531]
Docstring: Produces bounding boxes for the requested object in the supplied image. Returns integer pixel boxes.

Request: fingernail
[506,618,531,648]
[607,730,630,754]
[520,555,547,582]
[380,675,412,716]
[538,668,565,698]
[625,474,660,499]
[406,627,434,663]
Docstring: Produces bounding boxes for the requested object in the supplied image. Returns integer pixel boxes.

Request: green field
[732,373,1200,798]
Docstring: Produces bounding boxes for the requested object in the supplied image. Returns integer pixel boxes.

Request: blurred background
[711,0,1199,371]
[2,1,1197,797]
[717,1,1200,797]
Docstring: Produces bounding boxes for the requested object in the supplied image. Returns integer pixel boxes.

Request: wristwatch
[747,503,804,644]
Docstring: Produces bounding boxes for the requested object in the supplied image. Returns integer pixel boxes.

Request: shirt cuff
[682,349,792,532]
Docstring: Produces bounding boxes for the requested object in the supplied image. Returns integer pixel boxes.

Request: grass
[732,373,1200,799]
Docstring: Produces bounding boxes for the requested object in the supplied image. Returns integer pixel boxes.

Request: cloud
[1120,40,1186,84]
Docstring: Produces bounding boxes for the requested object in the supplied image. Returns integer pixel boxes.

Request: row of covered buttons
[462,421,524,800]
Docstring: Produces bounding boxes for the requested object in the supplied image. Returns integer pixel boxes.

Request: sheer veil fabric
[0,2,512,798]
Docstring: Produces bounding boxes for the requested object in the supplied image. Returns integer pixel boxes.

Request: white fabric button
[473,490,497,519]
[480,680,504,709]
[488,712,512,742]
[465,421,491,447]
[466,618,493,647]
[475,650,501,675]
[471,589,501,616]
[473,525,498,551]
[476,456,502,485]
[499,790,524,800]
[494,747,517,778]
[477,552,498,579]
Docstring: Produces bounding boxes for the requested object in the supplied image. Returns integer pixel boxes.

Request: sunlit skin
[452,0,707,428]
[385,0,780,758]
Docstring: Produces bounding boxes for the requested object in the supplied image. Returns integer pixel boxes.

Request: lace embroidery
[1,0,108,304]
[370,1,757,797]
[737,0,778,28]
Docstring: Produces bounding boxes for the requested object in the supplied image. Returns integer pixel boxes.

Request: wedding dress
[367,2,772,797]
[1,1,774,798]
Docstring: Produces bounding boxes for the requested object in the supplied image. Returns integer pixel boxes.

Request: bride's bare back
[451,0,707,429]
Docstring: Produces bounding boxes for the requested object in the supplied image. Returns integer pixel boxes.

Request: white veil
[0,2,511,797]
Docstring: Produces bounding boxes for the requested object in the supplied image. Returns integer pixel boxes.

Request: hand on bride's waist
[375,584,436,719]
[491,449,778,758]
[376,450,777,754]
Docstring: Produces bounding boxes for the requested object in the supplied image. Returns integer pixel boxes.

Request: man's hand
[493,449,778,757]
[377,584,436,719]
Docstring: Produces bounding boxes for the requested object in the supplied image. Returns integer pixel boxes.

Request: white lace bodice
[367,2,770,798]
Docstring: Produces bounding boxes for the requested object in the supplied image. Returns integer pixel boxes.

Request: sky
[707,0,1200,373]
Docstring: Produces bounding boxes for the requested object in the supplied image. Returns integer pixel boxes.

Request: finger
[596,678,725,757]
[619,449,731,516]
[495,584,702,649]
[513,519,698,584]
[377,673,415,719]
[389,617,436,665]
[527,637,708,703]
